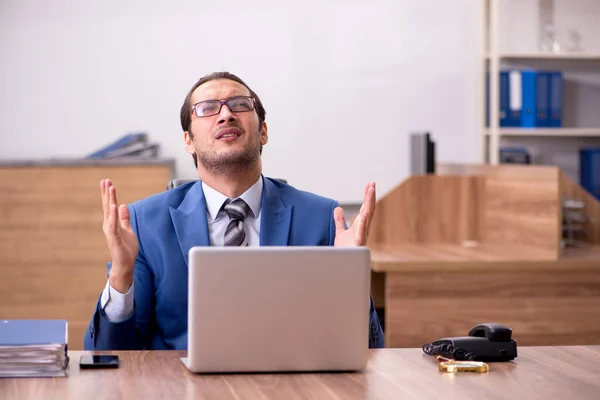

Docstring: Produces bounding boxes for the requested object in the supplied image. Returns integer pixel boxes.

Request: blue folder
[0,320,68,346]
[549,71,563,127]
[580,148,600,201]
[520,70,537,128]
[536,72,550,127]
[500,71,510,127]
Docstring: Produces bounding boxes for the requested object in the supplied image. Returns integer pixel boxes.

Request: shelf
[486,52,600,61]
[484,128,600,137]
[485,53,600,73]
[482,0,600,165]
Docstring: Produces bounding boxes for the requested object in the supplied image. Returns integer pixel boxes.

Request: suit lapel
[260,178,292,246]
[169,181,210,267]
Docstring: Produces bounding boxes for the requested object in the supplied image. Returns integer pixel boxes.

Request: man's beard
[196,137,261,176]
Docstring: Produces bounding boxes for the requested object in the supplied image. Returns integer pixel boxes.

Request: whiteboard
[0,0,482,203]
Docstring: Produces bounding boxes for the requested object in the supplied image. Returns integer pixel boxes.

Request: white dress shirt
[101,176,264,322]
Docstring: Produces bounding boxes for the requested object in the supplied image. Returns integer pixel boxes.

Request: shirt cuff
[100,279,134,323]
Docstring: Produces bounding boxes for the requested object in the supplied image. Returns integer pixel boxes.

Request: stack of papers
[0,320,69,378]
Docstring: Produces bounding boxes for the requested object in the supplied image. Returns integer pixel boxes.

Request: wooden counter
[0,159,175,350]
[367,164,600,348]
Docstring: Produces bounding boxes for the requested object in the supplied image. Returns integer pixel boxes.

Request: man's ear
[184,131,196,156]
[260,121,268,146]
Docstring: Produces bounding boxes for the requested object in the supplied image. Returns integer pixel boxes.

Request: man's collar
[202,175,263,220]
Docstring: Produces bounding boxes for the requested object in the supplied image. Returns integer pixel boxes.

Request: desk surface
[370,243,600,272]
[2,347,599,400]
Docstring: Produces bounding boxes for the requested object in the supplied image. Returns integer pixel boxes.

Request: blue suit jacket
[84,177,384,350]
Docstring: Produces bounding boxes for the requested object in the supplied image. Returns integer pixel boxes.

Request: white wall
[0,0,483,203]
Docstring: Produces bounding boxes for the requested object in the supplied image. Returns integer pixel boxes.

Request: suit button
[90,326,95,338]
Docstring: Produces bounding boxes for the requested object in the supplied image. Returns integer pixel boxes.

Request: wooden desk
[1,347,599,400]
[370,245,600,348]
[365,164,600,348]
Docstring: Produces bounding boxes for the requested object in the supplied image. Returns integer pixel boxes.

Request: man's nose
[217,103,237,125]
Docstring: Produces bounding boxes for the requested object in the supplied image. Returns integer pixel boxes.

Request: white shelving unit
[483,0,600,166]
[485,53,600,61]
[484,128,600,137]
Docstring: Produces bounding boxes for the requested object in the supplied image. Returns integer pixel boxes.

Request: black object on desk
[422,322,518,362]
[79,355,120,369]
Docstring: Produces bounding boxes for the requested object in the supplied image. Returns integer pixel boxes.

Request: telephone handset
[468,322,514,342]
[422,322,517,361]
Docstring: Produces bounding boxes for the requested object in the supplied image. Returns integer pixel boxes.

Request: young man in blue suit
[84,72,384,350]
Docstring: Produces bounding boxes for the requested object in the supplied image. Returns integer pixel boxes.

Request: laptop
[181,246,371,373]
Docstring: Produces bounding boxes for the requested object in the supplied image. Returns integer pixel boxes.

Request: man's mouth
[216,127,242,140]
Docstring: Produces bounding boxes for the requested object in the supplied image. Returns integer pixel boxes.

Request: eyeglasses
[191,96,256,118]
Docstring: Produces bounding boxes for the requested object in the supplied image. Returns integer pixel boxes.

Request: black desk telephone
[422,323,518,361]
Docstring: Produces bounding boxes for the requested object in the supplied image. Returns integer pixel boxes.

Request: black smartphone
[79,355,120,369]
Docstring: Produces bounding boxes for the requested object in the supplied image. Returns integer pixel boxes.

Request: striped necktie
[223,198,250,246]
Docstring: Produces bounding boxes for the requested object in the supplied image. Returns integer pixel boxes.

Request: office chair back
[167,178,287,190]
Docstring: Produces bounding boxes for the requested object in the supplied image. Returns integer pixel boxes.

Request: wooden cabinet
[0,160,174,349]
